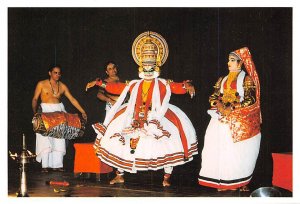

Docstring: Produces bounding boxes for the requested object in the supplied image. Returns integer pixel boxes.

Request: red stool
[272,152,293,191]
[74,143,113,180]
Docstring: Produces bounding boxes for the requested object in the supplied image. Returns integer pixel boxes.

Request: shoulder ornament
[213,77,223,89]
[125,80,131,86]
[243,76,256,89]
[166,79,173,85]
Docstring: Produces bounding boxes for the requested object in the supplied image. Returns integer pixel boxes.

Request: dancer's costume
[198,47,262,189]
[93,31,198,173]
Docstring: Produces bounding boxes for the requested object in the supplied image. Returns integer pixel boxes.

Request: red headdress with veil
[227,47,262,142]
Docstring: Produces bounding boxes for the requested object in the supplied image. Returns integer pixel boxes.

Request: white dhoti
[35,103,66,168]
[198,112,261,189]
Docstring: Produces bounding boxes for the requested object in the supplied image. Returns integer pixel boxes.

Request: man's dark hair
[48,64,62,72]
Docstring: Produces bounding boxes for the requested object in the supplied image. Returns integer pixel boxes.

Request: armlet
[213,77,223,89]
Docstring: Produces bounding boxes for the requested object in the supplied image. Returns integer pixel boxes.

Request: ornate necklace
[142,82,151,102]
[223,72,239,103]
[49,79,59,96]
[142,88,150,99]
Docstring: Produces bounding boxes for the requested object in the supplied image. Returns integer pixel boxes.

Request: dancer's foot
[41,168,49,173]
[239,185,250,192]
[109,174,124,184]
[53,168,64,172]
[162,174,171,187]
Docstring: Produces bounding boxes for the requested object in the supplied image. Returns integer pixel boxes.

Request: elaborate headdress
[132,31,169,78]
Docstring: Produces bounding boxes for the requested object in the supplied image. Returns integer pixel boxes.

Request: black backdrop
[8,8,292,186]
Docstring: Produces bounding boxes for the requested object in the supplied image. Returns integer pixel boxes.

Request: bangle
[96,80,106,88]
[95,80,102,86]
[101,81,107,88]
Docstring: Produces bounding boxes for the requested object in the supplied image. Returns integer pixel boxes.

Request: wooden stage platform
[8,160,292,198]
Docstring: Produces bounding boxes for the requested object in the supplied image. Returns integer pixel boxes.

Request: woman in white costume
[86,31,198,187]
[198,47,261,191]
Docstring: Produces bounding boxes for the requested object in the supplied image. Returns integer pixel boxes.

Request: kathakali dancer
[86,31,198,187]
[198,47,262,191]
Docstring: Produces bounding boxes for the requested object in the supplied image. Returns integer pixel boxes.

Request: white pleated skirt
[198,116,261,189]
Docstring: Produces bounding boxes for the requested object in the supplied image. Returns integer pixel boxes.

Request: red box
[272,152,292,191]
[74,143,113,174]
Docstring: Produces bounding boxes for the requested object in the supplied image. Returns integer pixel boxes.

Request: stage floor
[8,161,292,197]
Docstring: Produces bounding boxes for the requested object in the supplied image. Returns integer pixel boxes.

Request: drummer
[32,65,87,173]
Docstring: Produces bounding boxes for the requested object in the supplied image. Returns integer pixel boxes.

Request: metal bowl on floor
[250,187,282,197]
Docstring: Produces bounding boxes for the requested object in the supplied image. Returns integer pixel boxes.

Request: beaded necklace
[49,79,59,96]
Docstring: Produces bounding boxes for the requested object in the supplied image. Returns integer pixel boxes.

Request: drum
[32,112,86,139]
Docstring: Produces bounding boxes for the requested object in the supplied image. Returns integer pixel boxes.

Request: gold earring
[154,67,160,73]
[138,66,143,73]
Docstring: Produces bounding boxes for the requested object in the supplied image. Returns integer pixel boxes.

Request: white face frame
[139,65,159,80]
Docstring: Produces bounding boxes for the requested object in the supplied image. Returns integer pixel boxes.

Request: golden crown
[132,31,169,68]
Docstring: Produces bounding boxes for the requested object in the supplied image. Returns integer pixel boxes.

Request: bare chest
[40,83,62,102]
